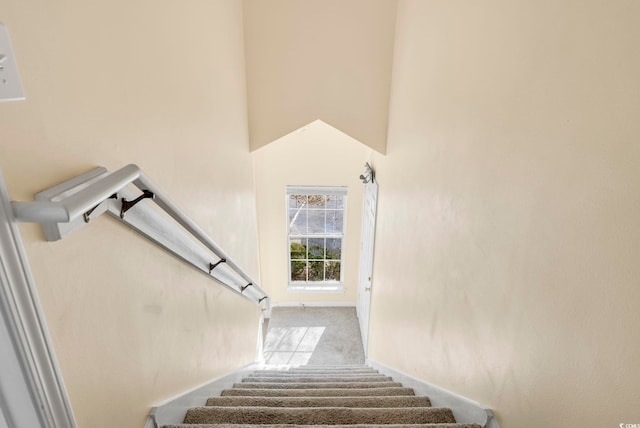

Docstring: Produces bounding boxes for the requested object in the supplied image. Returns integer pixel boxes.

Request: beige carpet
[165,425,485,428]
[263,307,365,365]
[182,407,456,425]
[205,396,432,408]
[162,365,482,428]
[220,387,416,397]
[233,381,404,390]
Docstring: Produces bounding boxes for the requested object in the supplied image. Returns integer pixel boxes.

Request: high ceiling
[243,0,398,153]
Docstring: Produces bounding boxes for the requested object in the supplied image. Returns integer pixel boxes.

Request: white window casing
[286,186,347,292]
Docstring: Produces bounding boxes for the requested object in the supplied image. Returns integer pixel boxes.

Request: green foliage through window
[287,187,346,285]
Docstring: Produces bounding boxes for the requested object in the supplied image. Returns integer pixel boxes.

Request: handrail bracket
[83,193,118,223]
[120,190,154,219]
[209,258,226,274]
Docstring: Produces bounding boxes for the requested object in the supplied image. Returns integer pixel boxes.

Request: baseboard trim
[146,308,268,427]
[149,362,260,427]
[266,301,356,318]
[271,301,356,308]
[367,359,500,428]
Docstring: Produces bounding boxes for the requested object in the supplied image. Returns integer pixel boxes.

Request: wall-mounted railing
[11,164,269,308]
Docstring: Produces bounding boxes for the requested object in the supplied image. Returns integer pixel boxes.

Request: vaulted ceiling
[243,0,398,153]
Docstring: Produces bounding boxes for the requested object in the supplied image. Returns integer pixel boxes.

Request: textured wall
[253,120,370,304]
[243,0,396,153]
[368,1,640,427]
[0,1,262,426]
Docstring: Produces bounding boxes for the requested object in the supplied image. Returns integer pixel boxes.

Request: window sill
[287,284,345,293]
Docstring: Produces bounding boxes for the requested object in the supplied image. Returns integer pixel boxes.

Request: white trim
[265,301,356,319]
[367,359,499,428]
[286,188,348,289]
[256,312,266,364]
[142,416,156,428]
[270,301,356,307]
[356,180,378,358]
[287,283,344,292]
[0,172,77,428]
[286,186,347,196]
[0,407,9,428]
[145,311,267,428]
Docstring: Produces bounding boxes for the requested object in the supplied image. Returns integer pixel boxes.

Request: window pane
[325,261,341,281]
[325,195,339,209]
[326,210,343,233]
[308,238,325,259]
[308,261,324,281]
[291,261,307,281]
[289,195,307,209]
[290,238,307,260]
[287,188,345,288]
[289,209,307,234]
[307,210,325,234]
[308,195,325,208]
[326,238,341,260]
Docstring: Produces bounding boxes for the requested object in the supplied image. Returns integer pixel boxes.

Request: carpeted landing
[162,365,482,428]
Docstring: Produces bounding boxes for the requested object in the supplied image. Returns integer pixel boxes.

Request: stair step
[260,366,378,372]
[254,372,381,377]
[249,371,382,377]
[285,369,376,373]
[243,376,393,383]
[221,387,416,397]
[233,381,403,389]
[300,365,370,368]
[165,425,482,428]
[205,396,432,408]
[263,368,378,373]
[165,365,486,427]
[182,406,456,425]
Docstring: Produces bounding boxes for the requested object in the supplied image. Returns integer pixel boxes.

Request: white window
[287,186,347,292]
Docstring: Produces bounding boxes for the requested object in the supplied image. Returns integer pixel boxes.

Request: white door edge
[0,171,77,428]
[357,181,378,357]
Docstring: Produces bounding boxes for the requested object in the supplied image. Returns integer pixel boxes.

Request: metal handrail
[10,164,269,307]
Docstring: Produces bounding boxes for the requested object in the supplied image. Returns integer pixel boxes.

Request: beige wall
[0,1,262,427]
[368,1,640,427]
[242,0,396,153]
[253,120,371,304]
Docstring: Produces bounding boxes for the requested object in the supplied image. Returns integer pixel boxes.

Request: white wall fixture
[0,24,25,102]
[11,164,270,309]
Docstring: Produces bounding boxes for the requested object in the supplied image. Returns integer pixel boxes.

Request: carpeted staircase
[161,365,482,428]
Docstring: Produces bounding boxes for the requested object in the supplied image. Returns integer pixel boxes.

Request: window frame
[286,186,347,293]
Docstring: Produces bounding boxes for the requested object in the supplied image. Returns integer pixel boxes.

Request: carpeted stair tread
[183,406,456,425]
[248,372,383,378]
[165,424,482,428]
[286,367,377,372]
[246,375,386,380]
[169,365,483,427]
[220,387,416,397]
[242,376,393,383]
[205,396,431,408]
[233,382,403,389]
[301,365,369,368]
[259,369,380,374]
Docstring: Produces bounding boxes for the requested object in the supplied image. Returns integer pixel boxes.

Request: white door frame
[356,180,378,356]
[0,171,76,428]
